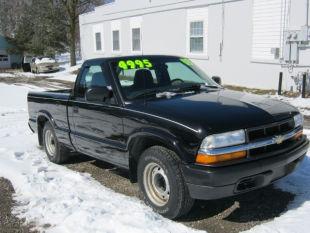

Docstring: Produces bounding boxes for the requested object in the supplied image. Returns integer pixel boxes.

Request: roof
[84,55,182,65]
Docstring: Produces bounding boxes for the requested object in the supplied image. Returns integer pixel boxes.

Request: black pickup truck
[28,55,309,219]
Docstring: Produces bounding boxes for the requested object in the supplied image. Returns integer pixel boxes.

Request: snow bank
[35,57,56,64]
[0,83,200,233]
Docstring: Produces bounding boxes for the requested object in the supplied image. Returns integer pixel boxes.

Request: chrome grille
[247,118,298,158]
[247,118,295,142]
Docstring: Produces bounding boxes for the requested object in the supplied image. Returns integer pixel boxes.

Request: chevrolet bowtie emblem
[274,135,284,144]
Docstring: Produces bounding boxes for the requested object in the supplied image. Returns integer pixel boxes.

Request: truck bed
[28,89,73,147]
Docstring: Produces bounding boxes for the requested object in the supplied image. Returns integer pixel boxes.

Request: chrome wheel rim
[45,130,56,157]
[143,162,170,207]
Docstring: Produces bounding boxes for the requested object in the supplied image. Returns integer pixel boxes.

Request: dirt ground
[0,76,73,89]
[0,178,36,233]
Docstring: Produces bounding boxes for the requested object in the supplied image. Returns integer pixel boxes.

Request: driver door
[69,64,127,168]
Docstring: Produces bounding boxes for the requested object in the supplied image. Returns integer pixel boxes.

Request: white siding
[251,0,289,61]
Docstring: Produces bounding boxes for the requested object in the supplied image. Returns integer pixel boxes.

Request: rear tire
[137,146,194,219]
[43,122,70,164]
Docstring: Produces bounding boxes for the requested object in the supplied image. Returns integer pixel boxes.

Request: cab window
[75,65,109,99]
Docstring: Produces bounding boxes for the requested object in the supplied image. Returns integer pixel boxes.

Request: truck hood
[129,89,298,135]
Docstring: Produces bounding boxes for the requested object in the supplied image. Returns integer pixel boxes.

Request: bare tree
[0,0,30,37]
[52,0,101,66]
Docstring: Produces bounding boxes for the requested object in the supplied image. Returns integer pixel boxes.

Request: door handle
[73,106,79,113]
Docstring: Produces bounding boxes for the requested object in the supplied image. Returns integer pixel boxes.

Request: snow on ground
[270,95,310,116]
[49,62,81,82]
[0,83,200,233]
[0,71,35,78]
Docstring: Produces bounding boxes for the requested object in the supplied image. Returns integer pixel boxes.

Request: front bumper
[182,138,309,200]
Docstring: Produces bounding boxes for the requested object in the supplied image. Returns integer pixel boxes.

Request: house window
[112,30,120,51]
[93,24,104,52]
[0,55,9,62]
[95,32,102,51]
[252,0,290,61]
[132,28,141,52]
[187,7,208,56]
[190,21,204,53]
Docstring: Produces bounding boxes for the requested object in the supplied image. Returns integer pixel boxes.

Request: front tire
[43,122,69,164]
[138,146,194,219]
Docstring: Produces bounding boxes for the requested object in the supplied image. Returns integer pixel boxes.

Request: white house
[79,0,310,91]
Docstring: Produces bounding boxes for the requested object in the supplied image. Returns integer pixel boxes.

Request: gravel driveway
[65,154,295,233]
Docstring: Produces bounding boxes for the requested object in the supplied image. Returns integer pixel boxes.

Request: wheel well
[129,137,173,183]
[37,116,49,146]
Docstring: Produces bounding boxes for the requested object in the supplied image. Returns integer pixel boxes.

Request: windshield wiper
[130,89,159,99]
[168,83,202,93]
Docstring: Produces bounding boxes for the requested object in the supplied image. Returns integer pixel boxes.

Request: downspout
[219,0,225,61]
[306,0,309,26]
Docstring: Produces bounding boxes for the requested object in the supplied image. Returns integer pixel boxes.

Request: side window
[76,65,108,98]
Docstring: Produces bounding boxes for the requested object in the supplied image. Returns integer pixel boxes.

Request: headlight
[200,129,246,150]
[294,114,304,128]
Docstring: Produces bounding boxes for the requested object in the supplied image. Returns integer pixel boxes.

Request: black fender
[127,127,194,163]
[36,110,56,146]
[37,110,56,128]
[126,127,198,182]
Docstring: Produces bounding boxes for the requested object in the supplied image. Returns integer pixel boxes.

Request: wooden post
[302,73,307,98]
[278,72,283,95]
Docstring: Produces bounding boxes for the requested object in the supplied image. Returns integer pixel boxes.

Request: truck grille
[247,118,297,158]
[247,118,295,142]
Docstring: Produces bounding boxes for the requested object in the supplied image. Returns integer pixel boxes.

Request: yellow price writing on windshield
[118,59,153,70]
[180,58,193,66]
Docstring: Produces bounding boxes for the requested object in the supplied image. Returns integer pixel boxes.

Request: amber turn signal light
[196,151,247,165]
[294,130,303,140]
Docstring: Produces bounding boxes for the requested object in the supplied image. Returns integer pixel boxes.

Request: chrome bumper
[199,127,303,156]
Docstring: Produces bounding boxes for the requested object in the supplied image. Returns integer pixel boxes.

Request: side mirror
[86,87,113,102]
[212,76,222,85]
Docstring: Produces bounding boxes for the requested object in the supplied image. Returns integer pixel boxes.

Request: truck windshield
[110,56,219,100]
